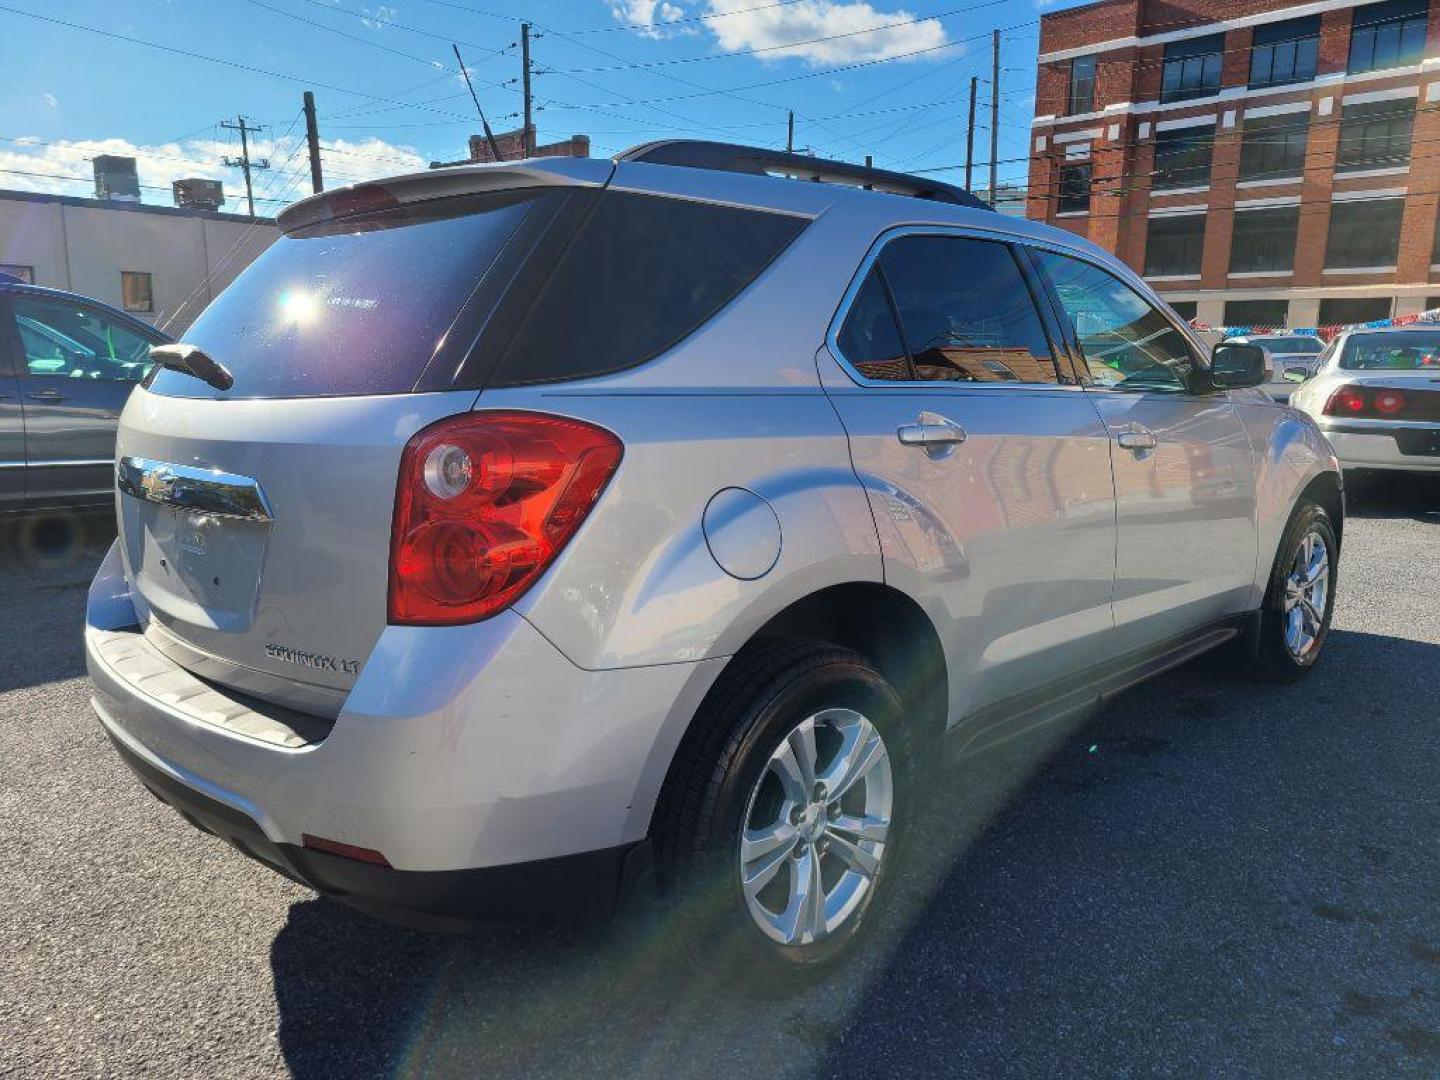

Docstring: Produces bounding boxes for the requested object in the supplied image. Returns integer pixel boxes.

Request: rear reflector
[302,834,392,867]
[389,411,623,626]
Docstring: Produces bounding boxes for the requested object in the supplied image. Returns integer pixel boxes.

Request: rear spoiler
[276,158,614,234]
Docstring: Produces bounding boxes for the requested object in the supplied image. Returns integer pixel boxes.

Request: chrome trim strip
[20,458,116,468]
[116,456,275,522]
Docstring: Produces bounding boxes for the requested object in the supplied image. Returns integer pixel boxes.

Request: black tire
[652,640,915,994]
[1247,500,1339,682]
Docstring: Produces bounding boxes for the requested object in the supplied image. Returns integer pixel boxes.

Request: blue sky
[1,0,1047,212]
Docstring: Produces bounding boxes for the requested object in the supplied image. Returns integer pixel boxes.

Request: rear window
[1339,330,1440,370]
[485,191,807,387]
[1262,336,1323,353]
[147,190,546,399]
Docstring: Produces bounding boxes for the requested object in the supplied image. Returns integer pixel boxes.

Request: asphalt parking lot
[3,478,1439,1079]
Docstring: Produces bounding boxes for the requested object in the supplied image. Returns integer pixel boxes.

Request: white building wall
[0,190,278,333]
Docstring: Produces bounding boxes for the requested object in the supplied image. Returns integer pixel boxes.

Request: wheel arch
[642,581,949,837]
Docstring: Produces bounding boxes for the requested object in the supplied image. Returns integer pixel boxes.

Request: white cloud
[610,0,688,37]
[41,93,58,109]
[360,4,396,29]
[702,0,948,65]
[0,133,428,214]
[609,1,949,64]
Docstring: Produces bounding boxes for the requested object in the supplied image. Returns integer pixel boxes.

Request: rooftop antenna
[453,43,505,162]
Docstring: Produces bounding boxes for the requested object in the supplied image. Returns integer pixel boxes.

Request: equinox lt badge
[264,643,360,675]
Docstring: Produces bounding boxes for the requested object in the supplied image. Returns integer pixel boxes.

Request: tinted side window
[489,192,807,387]
[11,296,157,382]
[878,237,1060,384]
[1034,251,1198,391]
[836,268,912,381]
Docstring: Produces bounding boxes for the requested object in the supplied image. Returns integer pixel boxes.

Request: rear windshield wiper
[149,343,234,392]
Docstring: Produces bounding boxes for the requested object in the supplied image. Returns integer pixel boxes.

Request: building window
[0,263,33,283]
[1426,296,1440,310]
[1349,0,1428,74]
[1166,300,1198,321]
[1325,198,1404,269]
[1145,214,1206,276]
[121,271,153,313]
[1249,16,1321,89]
[1336,98,1415,172]
[1224,299,1290,327]
[1318,297,1393,325]
[1161,33,1225,103]
[1153,126,1215,190]
[1068,55,1097,115]
[1230,206,1300,274]
[1058,163,1092,213]
[1239,112,1310,181]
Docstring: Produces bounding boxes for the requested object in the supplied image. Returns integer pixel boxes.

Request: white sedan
[1287,326,1440,475]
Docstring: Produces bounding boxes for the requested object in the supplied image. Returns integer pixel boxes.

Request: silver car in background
[1288,325,1440,476]
[1223,332,1325,402]
[84,141,1343,990]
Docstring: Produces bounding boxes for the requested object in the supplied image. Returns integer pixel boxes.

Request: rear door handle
[897,414,967,458]
[27,388,69,403]
[1115,427,1157,451]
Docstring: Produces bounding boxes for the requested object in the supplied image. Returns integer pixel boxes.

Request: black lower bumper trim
[106,730,643,932]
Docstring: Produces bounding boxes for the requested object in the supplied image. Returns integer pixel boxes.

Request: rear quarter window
[485,191,808,387]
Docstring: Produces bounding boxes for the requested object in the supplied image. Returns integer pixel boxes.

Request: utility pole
[454,44,504,162]
[220,115,270,218]
[521,23,535,156]
[965,75,978,192]
[302,91,323,194]
[989,30,1000,208]
[787,110,795,153]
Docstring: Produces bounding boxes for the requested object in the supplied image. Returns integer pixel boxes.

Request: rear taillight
[1323,385,1371,417]
[389,411,623,626]
[1372,388,1406,415]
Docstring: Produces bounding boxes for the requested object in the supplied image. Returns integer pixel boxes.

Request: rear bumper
[85,540,724,928]
[104,723,645,929]
[1320,424,1440,473]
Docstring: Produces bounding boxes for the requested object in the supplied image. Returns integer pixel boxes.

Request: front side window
[121,270,153,313]
[1249,15,1320,88]
[11,296,156,381]
[1229,206,1300,274]
[1239,112,1310,181]
[1068,55,1097,114]
[1325,198,1404,268]
[1161,33,1225,103]
[1349,0,1428,73]
[1058,163,1092,213]
[1153,126,1215,190]
[1145,214,1205,277]
[1336,98,1415,172]
[835,268,911,381]
[1034,250,1198,391]
[875,236,1061,384]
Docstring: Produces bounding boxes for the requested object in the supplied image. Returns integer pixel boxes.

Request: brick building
[1028,0,1440,328]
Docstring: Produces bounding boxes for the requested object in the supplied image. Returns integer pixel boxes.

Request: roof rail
[615,140,990,210]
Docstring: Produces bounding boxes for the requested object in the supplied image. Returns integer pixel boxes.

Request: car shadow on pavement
[268,627,1440,1080]
[1344,472,1440,522]
[0,511,115,693]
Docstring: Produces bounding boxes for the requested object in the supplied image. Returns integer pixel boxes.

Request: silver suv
[85,142,1343,986]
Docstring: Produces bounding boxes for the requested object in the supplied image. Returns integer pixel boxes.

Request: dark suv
[0,273,170,513]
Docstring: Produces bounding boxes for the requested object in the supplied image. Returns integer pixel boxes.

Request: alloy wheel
[737,707,893,947]
[1283,529,1330,659]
